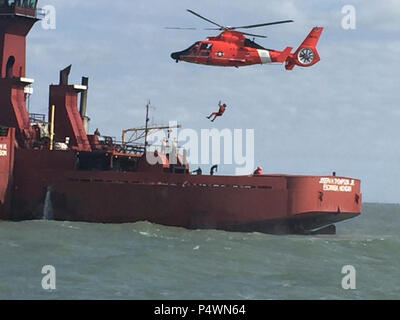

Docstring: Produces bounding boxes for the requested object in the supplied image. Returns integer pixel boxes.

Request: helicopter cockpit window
[199,43,212,56]
[200,43,212,50]
[185,42,199,54]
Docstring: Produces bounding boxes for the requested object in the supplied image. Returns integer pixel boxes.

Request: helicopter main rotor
[185,9,294,38]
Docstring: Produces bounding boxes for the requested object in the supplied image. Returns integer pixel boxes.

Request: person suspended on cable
[207,101,227,122]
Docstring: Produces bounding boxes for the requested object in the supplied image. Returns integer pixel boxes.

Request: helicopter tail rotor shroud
[285,26,323,70]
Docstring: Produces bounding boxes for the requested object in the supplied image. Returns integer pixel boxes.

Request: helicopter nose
[171,52,181,61]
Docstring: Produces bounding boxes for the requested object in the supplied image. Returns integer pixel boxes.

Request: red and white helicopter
[169,10,323,69]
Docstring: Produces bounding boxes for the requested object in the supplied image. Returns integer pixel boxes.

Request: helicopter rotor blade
[187,9,224,29]
[231,20,294,30]
[203,28,267,38]
[165,27,197,30]
[241,32,267,38]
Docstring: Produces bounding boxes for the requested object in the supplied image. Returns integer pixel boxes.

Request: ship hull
[6,149,362,234]
[47,178,360,234]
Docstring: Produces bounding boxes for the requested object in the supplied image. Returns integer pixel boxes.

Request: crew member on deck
[192,167,202,175]
[253,166,263,175]
[207,101,227,122]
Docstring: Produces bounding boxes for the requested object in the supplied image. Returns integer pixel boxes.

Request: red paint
[9,163,361,233]
[171,27,323,69]
[0,5,38,77]
[0,78,35,147]
[49,85,91,151]
[0,127,15,219]
[285,27,322,70]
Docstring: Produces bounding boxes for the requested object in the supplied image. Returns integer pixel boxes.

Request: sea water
[0,203,399,300]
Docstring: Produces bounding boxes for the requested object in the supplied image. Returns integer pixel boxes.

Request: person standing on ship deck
[253,166,263,175]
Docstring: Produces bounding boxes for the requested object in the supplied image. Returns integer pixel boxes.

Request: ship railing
[113,141,186,156]
[66,173,277,191]
[29,113,46,123]
[0,5,45,19]
[90,136,186,156]
[114,142,146,154]
[145,144,187,155]
[35,7,46,19]
[91,136,146,155]
[97,137,186,156]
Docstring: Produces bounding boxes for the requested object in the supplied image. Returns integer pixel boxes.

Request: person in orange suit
[253,166,263,175]
[207,101,227,122]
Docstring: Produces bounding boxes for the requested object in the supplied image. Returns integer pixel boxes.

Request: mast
[144,101,150,151]
[121,102,181,152]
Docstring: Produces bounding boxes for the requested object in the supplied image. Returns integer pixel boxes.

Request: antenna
[144,100,150,151]
[121,102,181,151]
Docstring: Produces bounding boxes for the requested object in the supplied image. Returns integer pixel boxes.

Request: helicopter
[169,10,323,69]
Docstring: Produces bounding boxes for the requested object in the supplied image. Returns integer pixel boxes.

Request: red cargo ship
[0,2,361,234]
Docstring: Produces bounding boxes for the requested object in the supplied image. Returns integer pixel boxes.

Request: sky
[25,0,400,203]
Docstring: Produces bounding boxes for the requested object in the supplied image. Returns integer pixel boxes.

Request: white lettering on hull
[319,177,355,193]
[0,144,7,157]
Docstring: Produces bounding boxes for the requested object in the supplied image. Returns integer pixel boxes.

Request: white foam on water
[42,187,53,221]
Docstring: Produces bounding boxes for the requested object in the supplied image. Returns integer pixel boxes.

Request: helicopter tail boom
[285,26,323,70]
[275,46,293,63]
